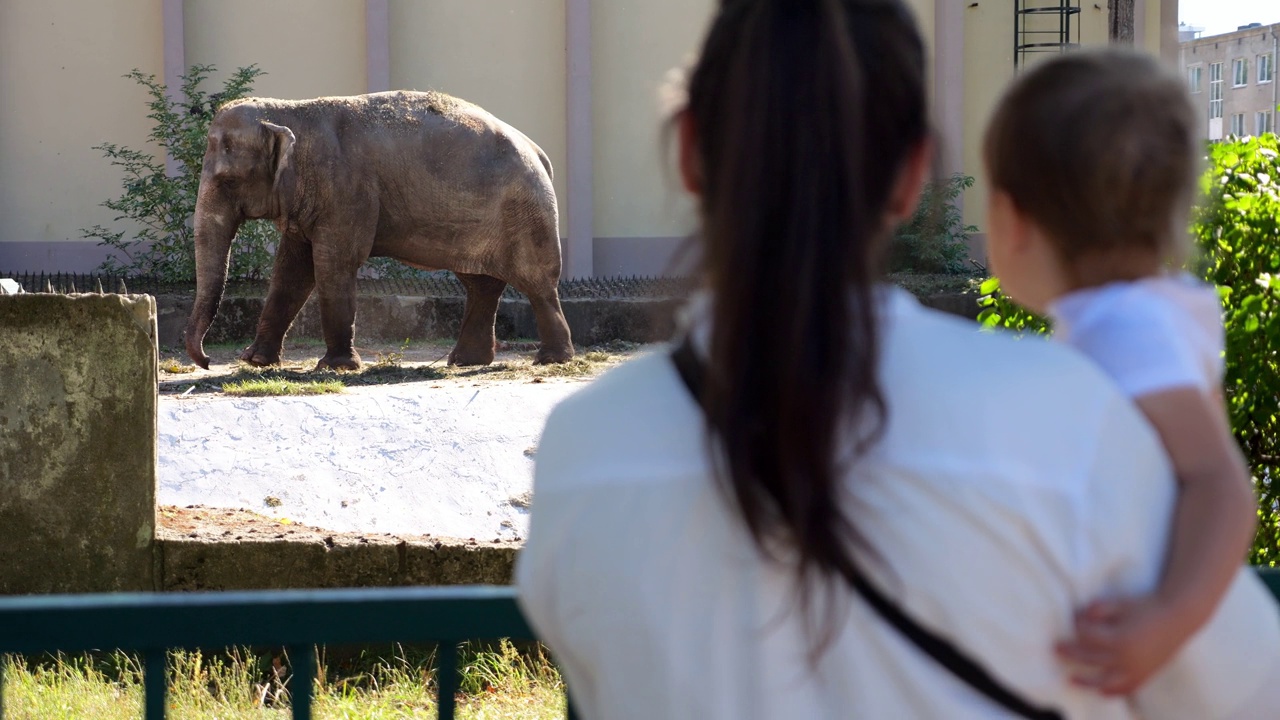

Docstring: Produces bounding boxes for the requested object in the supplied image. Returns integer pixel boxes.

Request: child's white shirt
[1047,272,1224,399]
[1047,273,1280,719]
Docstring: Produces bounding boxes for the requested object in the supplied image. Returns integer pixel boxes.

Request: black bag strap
[669,335,1065,720]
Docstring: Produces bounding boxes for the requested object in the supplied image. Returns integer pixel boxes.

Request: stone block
[160,536,403,591]
[0,294,157,593]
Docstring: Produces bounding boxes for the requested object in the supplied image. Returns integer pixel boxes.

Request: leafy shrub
[889,173,979,275]
[1194,134,1280,564]
[978,133,1280,563]
[362,256,443,281]
[975,277,1050,335]
[83,65,279,283]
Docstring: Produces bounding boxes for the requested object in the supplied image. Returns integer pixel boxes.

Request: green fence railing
[2,572,1279,719]
[0,585,577,720]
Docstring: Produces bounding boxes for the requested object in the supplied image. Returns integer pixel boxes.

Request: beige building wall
[0,0,164,268]
[590,0,714,251]
[388,0,568,237]
[183,0,366,100]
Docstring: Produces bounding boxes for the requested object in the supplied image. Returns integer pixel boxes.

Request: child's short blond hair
[984,49,1201,266]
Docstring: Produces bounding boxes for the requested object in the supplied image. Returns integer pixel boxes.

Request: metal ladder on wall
[1015,0,1081,69]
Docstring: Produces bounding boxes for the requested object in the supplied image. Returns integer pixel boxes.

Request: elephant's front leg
[241,235,316,366]
[310,237,368,371]
[314,276,361,371]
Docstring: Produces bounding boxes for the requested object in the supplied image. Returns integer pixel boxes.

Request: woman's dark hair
[683,0,928,648]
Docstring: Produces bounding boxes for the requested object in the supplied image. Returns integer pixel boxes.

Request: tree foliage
[83,65,279,283]
[1194,134,1280,564]
[889,173,979,275]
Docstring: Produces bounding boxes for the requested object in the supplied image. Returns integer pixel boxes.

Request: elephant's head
[184,106,296,368]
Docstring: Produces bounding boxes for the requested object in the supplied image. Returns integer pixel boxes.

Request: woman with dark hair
[516,1,1273,717]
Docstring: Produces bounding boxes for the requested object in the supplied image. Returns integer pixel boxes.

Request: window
[1189,65,1203,93]
[1233,58,1249,87]
[1210,62,1224,119]
[1260,53,1275,83]
[1231,113,1247,136]
[1259,111,1275,136]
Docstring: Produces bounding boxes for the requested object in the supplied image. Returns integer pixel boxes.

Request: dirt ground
[157,337,645,396]
[156,504,517,547]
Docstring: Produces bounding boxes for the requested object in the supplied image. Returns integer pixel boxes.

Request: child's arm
[1056,386,1256,695]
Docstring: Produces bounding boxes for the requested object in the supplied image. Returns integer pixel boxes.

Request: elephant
[183,90,574,371]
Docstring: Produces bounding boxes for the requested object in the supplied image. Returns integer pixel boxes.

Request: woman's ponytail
[683,0,928,653]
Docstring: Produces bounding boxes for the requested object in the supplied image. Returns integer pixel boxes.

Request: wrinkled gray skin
[183,90,573,371]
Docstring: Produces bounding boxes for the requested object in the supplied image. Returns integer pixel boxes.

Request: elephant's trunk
[184,188,240,369]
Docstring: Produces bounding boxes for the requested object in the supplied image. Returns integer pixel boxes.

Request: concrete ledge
[158,534,517,591]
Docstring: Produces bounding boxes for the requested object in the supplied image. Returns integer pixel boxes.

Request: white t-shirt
[516,287,1280,720]
[1047,273,1225,398]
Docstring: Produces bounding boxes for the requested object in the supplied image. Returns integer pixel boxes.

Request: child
[982,49,1259,697]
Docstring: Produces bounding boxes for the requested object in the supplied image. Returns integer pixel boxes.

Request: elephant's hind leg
[509,278,573,365]
[449,273,507,366]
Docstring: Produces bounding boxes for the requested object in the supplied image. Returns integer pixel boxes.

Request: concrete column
[1160,0,1180,66]
[162,0,185,176]
[565,0,594,279]
[366,0,391,93]
[0,295,158,594]
[933,0,965,180]
[1134,0,1147,51]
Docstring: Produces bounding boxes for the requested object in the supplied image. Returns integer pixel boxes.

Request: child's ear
[677,109,702,197]
[887,138,934,222]
[990,189,1032,253]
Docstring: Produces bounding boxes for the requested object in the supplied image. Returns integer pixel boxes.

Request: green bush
[83,65,279,283]
[978,133,1280,563]
[889,173,979,275]
[975,277,1051,335]
[1195,134,1280,565]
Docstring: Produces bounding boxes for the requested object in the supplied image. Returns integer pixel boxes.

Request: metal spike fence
[0,272,694,301]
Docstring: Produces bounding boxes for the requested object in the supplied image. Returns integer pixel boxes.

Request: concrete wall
[0,294,158,594]
[0,0,164,272]
[183,0,367,100]
[590,0,712,256]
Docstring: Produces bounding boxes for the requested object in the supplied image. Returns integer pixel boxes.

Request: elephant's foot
[239,343,282,367]
[447,340,497,367]
[315,351,361,372]
[534,344,575,365]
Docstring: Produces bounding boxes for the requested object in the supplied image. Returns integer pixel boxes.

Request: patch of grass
[222,378,345,397]
[160,340,629,395]
[1,643,565,719]
[159,357,197,374]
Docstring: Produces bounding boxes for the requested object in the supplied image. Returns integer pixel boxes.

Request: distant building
[1181,23,1280,140]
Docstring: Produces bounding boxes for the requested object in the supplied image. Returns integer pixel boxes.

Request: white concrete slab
[157,381,584,540]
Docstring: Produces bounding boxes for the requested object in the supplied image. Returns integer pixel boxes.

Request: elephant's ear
[261,121,296,192]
